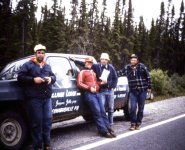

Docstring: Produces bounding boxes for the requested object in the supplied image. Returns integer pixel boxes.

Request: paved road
[48,96,185,150]
[76,114,185,150]
[25,96,185,150]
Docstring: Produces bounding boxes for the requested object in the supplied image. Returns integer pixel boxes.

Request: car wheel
[0,111,28,150]
[82,115,94,122]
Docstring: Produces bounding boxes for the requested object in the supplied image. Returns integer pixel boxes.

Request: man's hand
[90,87,96,93]
[34,77,45,84]
[69,57,75,61]
[44,77,52,84]
[147,89,151,92]
[101,80,107,85]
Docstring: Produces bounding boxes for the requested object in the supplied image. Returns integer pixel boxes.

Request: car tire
[0,111,28,150]
[82,115,94,122]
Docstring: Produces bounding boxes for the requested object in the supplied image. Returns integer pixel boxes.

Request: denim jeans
[100,89,115,125]
[130,90,147,125]
[26,98,53,149]
[84,92,111,134]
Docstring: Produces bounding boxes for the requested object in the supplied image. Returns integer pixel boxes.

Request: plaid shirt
[117,63,151,92]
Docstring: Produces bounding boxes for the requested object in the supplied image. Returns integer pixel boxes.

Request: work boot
[100,132,114,138]
[108,128,117,137]
[129,123,136,131]
[135,123,141,130]
[44,146,52,150]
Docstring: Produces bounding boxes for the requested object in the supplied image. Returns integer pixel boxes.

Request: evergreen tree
[0,0,14,70]
[174,0,185,74]
[77,0,89,54]
[154,2,165,68]
[15,0,37,56]
[134,16,149,64]
[39,0,67,52]
[118,0,134,67]
[111,0,122,66]
[68,0,79,53]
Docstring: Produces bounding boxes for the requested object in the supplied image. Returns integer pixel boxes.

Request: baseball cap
[130,54,138,59]
[100,53,110,60]
[85,57,93,63]
[34,44,46,52]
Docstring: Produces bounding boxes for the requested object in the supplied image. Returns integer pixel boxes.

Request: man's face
[130,58,138,66]
[100,58,108,65]
[85,62,93,69]
[35,50,45,62]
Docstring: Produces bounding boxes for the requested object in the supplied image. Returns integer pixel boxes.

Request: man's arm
[69,57,85,67]
[77,70,89,90]
[17,63,34,84]
[142,64,151,90]
[117,66,126,77]
[145,69,152,90]
[107,65,118,89]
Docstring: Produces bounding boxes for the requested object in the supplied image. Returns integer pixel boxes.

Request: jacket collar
[31,57,46,68]
[100,64,108,69]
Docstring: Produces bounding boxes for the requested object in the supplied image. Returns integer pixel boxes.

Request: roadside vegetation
[149,69,185,101]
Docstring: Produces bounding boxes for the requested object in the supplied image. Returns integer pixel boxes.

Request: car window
[0,58,30,80]
[46,56,74,88]
[72,56,97,71]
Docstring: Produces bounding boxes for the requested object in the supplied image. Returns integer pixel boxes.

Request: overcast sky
[35,0,182,27]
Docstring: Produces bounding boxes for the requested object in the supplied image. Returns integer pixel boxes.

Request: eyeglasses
[36,51,45,54]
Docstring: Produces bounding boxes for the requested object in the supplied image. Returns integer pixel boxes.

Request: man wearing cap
[18,44,56,150]
[117,54,151,131]
[98,53,118,125]
[77,57,116,138]
[71,53,118,125]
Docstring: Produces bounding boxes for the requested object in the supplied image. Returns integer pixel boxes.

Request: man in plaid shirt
[117,54,151,130]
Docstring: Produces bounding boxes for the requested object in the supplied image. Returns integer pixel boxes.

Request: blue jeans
[84,92,111,134]
[26,98,52,149]
[100,89,115,125]
[130,90,147,125]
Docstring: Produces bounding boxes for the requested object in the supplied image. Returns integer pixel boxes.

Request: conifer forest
[0,0,185,75]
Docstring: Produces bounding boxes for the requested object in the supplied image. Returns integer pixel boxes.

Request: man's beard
[36,57,44,63]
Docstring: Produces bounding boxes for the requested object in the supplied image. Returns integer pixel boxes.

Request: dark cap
[130,54,138,59]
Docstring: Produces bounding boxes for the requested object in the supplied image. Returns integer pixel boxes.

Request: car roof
[0,53,96,75]
[6,53,94,63]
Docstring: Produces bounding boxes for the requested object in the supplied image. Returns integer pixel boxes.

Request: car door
[46,56,83,122]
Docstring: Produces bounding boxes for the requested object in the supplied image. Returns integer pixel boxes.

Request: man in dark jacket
[97,53,118,125]
[77,57,116,138]
[71,53,118,125]
[18,44,56,150]
[117,54,151,131]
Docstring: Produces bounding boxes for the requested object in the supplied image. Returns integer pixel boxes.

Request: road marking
[72,114,185,150]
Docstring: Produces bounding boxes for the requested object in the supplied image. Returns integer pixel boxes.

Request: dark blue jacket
[74,60,118,90]
[18,59,56,99]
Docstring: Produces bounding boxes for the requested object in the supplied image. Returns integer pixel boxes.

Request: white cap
[34,44,46,52]
[100,53,110,60]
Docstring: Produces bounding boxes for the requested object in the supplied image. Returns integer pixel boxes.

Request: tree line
[0,0,185,75]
